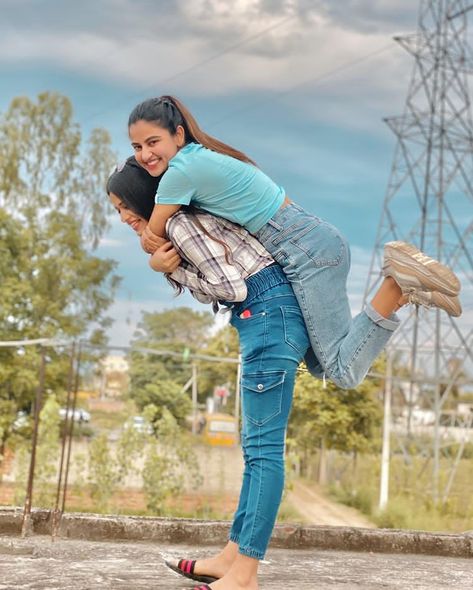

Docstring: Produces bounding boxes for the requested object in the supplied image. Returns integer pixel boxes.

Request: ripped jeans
[228,264,310,559]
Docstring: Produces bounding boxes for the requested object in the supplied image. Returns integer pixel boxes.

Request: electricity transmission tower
[364,0,473,506]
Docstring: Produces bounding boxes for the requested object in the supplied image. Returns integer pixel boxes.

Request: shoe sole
[384,241,460,296]
[409,293,462,317]
[433,294,462,317]
[165,561,218,584]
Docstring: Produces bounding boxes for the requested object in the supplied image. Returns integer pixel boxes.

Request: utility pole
[379,351,393,511]
[21,347,46,537]
[364,0,473,505]
[191,362,198,435]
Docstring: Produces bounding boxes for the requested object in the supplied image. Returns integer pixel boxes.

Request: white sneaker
[408,290,462,317]
[383,241,460,297]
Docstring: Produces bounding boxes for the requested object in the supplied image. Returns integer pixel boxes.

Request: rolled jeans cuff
[364,302,400,332]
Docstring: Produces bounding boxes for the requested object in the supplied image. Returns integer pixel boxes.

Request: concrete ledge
[1,507,472,558]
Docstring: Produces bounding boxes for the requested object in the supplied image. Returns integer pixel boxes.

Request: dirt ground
[287,479,376,527]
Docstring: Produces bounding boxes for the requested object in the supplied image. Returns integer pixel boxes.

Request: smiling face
[129,119,185,177]
[109,192,148,235]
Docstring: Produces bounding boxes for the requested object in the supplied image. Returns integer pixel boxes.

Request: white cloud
[98,237,123,248]
[0,0,416,103]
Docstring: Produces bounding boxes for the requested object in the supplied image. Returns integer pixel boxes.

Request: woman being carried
[128,96,461,391]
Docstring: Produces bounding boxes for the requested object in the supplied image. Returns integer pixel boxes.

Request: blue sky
[1,0,434,345]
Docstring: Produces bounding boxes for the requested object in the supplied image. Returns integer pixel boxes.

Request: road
[287,479,376,528]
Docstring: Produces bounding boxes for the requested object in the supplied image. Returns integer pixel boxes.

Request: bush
[330,485,374,516]
[374,503,408,529]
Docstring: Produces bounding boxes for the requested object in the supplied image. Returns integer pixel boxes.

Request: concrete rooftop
[1,534,473,589]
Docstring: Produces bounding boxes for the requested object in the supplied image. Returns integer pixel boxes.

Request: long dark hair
[106,157,233,296]
[106,156,160,220]
[128,95,257,166]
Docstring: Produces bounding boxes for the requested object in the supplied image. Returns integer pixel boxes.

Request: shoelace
[407,292,432,308]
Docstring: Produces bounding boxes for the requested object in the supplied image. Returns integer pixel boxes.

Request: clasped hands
[140,225,181,274]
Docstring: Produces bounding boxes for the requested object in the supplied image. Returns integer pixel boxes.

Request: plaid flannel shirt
[167,210,274,311]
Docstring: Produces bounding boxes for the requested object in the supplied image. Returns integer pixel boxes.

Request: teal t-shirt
[155,143,285,234]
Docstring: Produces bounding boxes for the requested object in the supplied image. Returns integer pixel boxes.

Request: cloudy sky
[3,0,462,346]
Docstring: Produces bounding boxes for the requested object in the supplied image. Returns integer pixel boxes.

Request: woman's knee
[329,369,363,390]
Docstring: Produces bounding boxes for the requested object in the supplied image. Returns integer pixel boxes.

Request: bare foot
[208,571,258,590]
[192,553,234,579]
[396,294,409,309]
[207,555,259,590]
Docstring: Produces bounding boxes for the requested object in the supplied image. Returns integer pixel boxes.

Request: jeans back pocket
[242,369,286,426]
[281,306,310,358]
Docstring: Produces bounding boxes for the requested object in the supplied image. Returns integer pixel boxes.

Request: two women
[107,157,310,590]
[107,95,461,590]
[128,95,461,392]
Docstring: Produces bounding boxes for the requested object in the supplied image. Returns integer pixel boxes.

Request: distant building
[99,355,129,398]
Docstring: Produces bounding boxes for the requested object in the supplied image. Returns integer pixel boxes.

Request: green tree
[12,395,61,506]
[128,308,214,421]
[134,381,192,426]
[0,92,114,246]
[133,308,214,348]
[289,366,383,483]
[142,406,202,514]
[35,395,61,507]
[0,92,119,472]
[87,433,120,511]
[198,325,240,405]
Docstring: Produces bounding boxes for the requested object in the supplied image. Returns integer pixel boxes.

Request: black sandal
[165,559,218,584]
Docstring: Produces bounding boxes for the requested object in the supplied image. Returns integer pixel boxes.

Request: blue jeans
[228,264,310,560]
[255,203,399,389]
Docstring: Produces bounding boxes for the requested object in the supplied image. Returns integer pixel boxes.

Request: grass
[324,450,473,532]
[1,478,309,525]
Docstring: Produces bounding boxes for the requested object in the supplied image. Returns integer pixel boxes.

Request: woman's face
[109,192,147,235]
[129,120,185,177]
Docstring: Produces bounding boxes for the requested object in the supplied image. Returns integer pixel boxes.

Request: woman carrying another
[128,95,461,391]
[107,156,312,590]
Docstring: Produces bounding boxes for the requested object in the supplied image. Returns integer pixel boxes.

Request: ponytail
[128,95,257,166]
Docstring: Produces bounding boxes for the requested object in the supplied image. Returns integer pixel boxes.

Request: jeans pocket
[281,306,309,357]
[242,370,286,426]
[232,307,267,361]
[290,221,346,268]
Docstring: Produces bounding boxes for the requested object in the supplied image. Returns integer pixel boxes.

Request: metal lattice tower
[364,0,473,504]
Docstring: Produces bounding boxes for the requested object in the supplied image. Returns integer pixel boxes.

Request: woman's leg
[208,279,310,589]
[255,203,461,388]
[167,423,251,581]
[255,204,400,389]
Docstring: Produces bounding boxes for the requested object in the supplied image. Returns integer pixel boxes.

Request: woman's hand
[149,242,182,273]
[140,225,167,254]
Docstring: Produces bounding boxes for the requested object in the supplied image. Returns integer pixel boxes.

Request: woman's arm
[140,203,182,253]
[162,213,248,303]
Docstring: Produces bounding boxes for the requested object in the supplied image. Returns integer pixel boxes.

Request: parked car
[12,411,29,430]
[59,408,91,423]
[124,415,153,434]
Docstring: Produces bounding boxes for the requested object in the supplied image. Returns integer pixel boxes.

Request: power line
[448,4,473,19]
[0,338,68,347]
[204,42,395,130]
[82,14,295,124]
